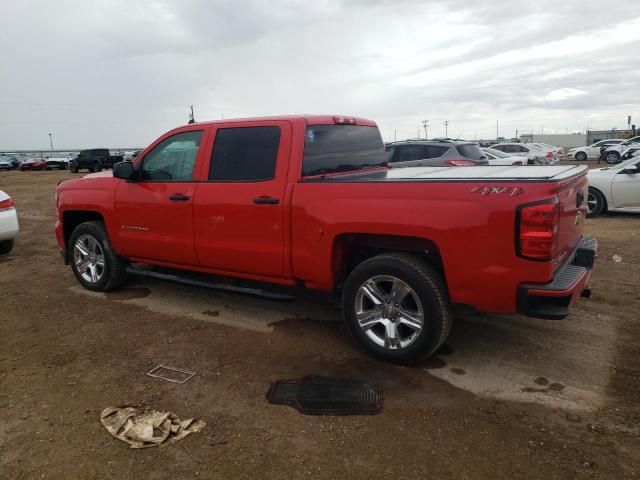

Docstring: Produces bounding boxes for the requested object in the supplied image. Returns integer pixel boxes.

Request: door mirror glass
[113,161,134,180]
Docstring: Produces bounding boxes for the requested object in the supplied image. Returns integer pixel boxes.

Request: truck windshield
[302,125,387,176]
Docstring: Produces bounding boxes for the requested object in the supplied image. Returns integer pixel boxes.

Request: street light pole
[444,120,449,138]
[48,132,54,151]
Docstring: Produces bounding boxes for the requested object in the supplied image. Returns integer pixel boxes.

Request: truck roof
[175,115,378,128]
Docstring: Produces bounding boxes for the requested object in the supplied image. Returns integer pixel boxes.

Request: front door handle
[253,196,280,205]
[168,194,190,201]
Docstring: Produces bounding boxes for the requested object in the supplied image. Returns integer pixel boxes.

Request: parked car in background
[619,147,640,161]
[567,139,625,162]
[530,143,564,159]
[587,156,640,217]
[69,149,124,173]
[0,190,19,254]
[45,155,70,170]
[482,148,526,166]
[601,136,640,164]
[385,139,489,167]
[0,157,17,170]
[19,157,47,171]
[490,143,553,164]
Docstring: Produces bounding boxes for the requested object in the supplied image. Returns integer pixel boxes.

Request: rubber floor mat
[266,376,383,415]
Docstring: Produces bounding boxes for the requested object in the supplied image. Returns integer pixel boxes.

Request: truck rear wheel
[342,253,452,364]
[91,161,101,173]
[69,221,128,291]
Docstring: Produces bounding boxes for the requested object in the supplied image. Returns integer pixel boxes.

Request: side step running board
[125,267,294,301]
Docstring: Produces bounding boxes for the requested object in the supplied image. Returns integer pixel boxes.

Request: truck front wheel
[342,253,452,364]
[69,221,128,291]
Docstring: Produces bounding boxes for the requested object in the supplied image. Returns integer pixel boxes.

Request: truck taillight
[0,197,14,211]
[517,198,559,261]
[333,116,356,125]
[444,159,475,166]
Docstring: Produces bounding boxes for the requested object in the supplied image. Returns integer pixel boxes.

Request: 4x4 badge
[471,186,525,197]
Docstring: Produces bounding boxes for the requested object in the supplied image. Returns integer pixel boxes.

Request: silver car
[385,140,489,168]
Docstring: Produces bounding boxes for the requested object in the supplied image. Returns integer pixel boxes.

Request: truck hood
[83,171,115,179]
[309,165,588,182]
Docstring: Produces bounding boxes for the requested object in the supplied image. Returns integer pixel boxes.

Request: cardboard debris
[100,406,205,449]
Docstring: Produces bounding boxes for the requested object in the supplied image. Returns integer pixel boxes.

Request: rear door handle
[253,196,280,205]
[168,194,190,201]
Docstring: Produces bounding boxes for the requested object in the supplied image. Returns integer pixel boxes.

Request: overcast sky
[1,0,638,149]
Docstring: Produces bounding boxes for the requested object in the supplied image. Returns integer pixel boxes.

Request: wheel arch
[62,210,106,251]
[331,233,445,290]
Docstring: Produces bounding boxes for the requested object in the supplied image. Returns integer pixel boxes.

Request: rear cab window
[302,125,386,176]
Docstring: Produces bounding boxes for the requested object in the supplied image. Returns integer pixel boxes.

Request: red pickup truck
[55,115,597,363]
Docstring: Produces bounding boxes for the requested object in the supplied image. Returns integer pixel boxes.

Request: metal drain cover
[266,375,383,415]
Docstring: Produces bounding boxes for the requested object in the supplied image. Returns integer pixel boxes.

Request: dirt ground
[1,166,639,479]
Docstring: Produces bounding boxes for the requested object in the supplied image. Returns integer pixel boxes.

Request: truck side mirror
[113,161,135,180]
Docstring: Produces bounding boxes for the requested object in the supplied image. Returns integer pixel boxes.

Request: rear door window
[397,145,430,162]
[209,126,280,181]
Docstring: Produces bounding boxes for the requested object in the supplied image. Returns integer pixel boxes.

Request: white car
[567,139,625,162]
[0,190,19,254]
[587,156,640,217]
[601,136,640,164]
[482,148,527,166]
[490,143,554,164]
[530,143,565,159]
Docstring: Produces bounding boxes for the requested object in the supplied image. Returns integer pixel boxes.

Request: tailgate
[555,169,588,269]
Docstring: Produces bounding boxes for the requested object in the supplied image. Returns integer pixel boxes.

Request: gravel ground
[1,168,639,479]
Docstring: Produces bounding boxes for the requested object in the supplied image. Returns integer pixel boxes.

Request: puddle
[425,312,616,411]
[70,279,339,334]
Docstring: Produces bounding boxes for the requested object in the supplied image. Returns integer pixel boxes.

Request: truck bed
[305,165,587,182]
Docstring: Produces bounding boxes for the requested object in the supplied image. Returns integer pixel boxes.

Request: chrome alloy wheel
[354,275,424,350]
[73,234,105,284]
[587,192,597,215]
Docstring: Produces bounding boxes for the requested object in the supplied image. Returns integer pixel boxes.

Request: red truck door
[112,128,207,265]
[192,121,291,278]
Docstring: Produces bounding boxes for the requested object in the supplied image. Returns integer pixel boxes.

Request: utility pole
[516,129,518,142]
[48,132,53,151]
[188,105,195,124]
[422,120,429,140]
[496,120,499,142]
[444,120,449,138]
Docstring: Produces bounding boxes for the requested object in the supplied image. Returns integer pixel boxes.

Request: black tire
[45,167,51,171]
[342,253,452,364]
[575,152,587,161]
[68,221,128,291]
[587,187,606,218]
[605,151,620,164]
[70,164,78,173]
[93,161,101,173]
[0,239,14,255]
